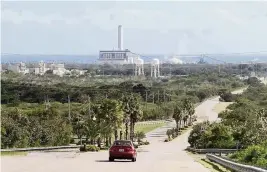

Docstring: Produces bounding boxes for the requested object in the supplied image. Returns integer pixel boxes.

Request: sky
[1,1,267,55]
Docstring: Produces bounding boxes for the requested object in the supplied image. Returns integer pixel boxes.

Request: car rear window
[113,141,132,146]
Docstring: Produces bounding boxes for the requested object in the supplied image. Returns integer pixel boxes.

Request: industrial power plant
[98,25,160,78]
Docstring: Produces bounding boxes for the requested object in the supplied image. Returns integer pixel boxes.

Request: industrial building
[7,62,29,74]
[98,25,140,65]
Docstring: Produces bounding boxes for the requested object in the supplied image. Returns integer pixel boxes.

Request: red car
[109,140,137,162]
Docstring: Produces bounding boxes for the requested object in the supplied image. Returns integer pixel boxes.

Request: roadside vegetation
[0,64,250,149]
[188,77,267,168]
[165,98,196,142]
[135,122,165,133]
[1,151,28,156]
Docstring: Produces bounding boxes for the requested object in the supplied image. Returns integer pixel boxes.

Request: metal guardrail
[187,147,238,154]
[206,154,267,172]
[1,145,80,152]
[136,120,167,126]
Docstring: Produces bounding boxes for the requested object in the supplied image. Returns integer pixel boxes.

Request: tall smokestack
[118,25,123,50]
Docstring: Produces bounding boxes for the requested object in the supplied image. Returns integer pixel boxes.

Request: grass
[199,159,231,172]
[212,102,233,114]
[186,151,231,172]
[135,122,166,133]
[73,121,167,144]
[1,151,28,156]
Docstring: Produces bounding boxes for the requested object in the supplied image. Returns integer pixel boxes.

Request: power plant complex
[98,25,160,77]
[98,25,139,65]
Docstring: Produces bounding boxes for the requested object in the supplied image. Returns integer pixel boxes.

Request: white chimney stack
[118,25,123,50]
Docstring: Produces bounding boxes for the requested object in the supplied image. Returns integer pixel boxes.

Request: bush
[143,141,150,145]
[164,138,172,142]
[230,141,267,168]
[76,140,88,145]
[80,145,100,152]
[166,128,180,141]
[220,92,236,102]
[134,131,146,142]
[246,77,261,87]
[139,140,150,145]
[100,147,109,150]
[70,138,75,144]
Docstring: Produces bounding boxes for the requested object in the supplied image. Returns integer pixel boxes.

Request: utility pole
[163,90,166,103]
[48,95,51,108]
[152,92,155,104]
[68,95,71,121]
[169,64,172,77]
[44,96,47,110]
[157,90,160,103]
[88,95,91,118]
[145,91,148,103]
[240,62,242,77]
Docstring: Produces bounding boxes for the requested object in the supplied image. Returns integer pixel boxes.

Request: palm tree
[98,99,123,146]
[121,95,130,140]
[173,103,183,130]
[72,112,86,145]
[183,99,195,126]
[121,94,142,141]
[183,115,189,127]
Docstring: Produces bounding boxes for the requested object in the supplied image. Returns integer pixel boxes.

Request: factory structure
[98,25,139,65]
[6,61,86,77]
[98,25,160,78]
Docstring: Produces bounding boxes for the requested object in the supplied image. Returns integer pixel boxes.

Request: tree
[72,112,87,145]
[246,77,261,86]
[97,99,123,146]
[173,103,183,130]
[183,99,195,126]
[121,94,142,141]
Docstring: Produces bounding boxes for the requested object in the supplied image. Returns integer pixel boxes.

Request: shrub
[166,129,172,140]
[143,141,150,145]
[70,138,75,144]
[100,147,109,150]
[164,138,173,142]
[230,141,267,168]
[139,140,150,145]
[80,145,100,152]
[134,131,146,142]
[220,92,236,102]
[171,128,176,138]
[76,140,87,145]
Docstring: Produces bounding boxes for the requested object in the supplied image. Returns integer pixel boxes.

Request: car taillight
[125,147,134,152]
[109,147,116,152]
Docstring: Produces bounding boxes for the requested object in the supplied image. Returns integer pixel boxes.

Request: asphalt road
[1,124,210,172]
[4,90,248,172]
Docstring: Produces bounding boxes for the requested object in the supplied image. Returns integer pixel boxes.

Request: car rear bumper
[109,152,136,159]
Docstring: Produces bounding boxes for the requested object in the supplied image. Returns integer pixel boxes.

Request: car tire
[132,158,136,162]
[109,157,114,162]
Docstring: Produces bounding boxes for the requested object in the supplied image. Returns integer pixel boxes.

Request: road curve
[1,125,210,172]
[3,89,248,172]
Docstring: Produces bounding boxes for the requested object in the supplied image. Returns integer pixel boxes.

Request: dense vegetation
[230,141,267,168]
[1,65,247,149]
[188,78,267,168]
